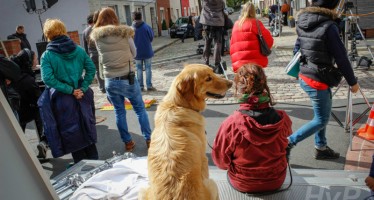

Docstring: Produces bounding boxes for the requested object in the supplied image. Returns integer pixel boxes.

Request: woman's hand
[73,89,84,99]
[350,83,359,93]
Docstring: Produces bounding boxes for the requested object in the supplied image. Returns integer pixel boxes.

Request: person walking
[91,8,152,151]
[199,0,225,74]
[212,64,292,193]
[287,0,359,160]
[281,0,290,26]
[83,11,106,93]
[181,16,194,43]
[230,1,273,73]
[39,19,98,164]
[132,11,156,92]
[8,25,32,50]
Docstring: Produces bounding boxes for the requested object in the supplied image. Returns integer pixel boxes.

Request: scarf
[238,92,270,110]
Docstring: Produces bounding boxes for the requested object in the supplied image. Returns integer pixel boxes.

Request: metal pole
[38,12,46,42]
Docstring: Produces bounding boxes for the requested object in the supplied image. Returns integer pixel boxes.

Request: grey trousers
[203,25,223,66]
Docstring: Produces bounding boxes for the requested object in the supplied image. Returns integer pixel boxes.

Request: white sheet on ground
[69,157,149,200]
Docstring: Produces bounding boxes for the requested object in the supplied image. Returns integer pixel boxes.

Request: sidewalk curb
[153,38,179,53]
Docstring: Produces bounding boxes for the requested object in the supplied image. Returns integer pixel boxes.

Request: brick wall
[156,0,171,36]
[0,39,21,57]
[67,31,80,44]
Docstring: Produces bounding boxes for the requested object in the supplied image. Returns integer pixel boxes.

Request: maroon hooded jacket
[212,106,292,193]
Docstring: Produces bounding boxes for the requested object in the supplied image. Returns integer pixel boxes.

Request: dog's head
[164,64,233,112]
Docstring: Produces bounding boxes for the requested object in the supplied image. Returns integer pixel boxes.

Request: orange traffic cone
[357,103,374,140]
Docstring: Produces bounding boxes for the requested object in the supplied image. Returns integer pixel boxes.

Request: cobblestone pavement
[92,16,374,108]
[92,46,374,108]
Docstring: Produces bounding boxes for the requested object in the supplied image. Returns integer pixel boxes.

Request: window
[108,5,119,17]
[160,8,165,21]
[176,9,180,18]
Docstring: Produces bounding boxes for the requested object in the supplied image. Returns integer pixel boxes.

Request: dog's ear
[176,74,195,101]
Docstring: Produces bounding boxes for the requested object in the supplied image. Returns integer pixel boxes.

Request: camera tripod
[332,0,372,150]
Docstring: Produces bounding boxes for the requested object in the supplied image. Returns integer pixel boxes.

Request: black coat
[8,33,32,50]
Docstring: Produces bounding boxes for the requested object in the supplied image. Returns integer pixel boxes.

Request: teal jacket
[41,36,96,94]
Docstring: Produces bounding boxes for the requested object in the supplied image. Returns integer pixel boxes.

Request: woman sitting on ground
[212,64,292,193]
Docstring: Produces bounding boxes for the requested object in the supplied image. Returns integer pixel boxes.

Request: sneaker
[146,140,151,149]
[286,143,293,163]
[125,141,135,152]
[147,87,157,92]
[37,141,48,159]
[314,146,340,160]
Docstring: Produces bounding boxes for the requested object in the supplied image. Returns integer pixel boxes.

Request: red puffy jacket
[230,19,273,72]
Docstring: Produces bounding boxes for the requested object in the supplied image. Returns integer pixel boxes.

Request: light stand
[24,0,49,42]
[331,0,372,150]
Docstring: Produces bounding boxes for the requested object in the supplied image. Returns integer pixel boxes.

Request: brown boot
[146,140,151,149]
[125,141,135,152]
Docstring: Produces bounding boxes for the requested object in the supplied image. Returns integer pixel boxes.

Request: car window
[181,18,188,24]
[176,18,182,25]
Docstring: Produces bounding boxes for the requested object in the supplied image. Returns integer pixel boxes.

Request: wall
[170,0,182,22]
[0,39,21,56]
[0,0,90,57]
[88,0,158,36]
[156,0,171,35]
[181,0,190,16]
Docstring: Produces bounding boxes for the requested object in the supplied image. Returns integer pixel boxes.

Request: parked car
[169,17,194,38]
[225,7,234,15]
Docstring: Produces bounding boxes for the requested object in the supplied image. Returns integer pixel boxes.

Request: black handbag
[317,66,343,87]
[256,20,272,56]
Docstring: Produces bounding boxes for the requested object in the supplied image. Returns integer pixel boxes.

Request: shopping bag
[285,51,301,78]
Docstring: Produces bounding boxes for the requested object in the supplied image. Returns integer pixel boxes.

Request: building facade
[88,0,158,36]
[0,0,90,57]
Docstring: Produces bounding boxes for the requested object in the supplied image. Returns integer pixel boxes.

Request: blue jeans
[288,79,332,148]
[135,58,152,89]
[105,77,152,143]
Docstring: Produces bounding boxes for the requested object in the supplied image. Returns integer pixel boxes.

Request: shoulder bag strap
[255,19,262,36]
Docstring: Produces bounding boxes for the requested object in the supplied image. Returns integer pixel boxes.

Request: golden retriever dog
[139,64,232,200]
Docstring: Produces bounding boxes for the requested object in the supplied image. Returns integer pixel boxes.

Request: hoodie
[133,20,154,60]
[40,35,95,94]
[212,104,292,193]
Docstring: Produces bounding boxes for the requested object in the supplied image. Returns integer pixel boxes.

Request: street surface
[22,12,374,180]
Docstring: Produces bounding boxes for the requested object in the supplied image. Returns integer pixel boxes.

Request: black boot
[213,64,224,74]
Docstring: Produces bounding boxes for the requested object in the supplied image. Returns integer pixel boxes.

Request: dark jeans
[182,24,194,41]
[203,25,223,66]
[282,12,288,26]
[20,109,47,143]
[71,143,99,163]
